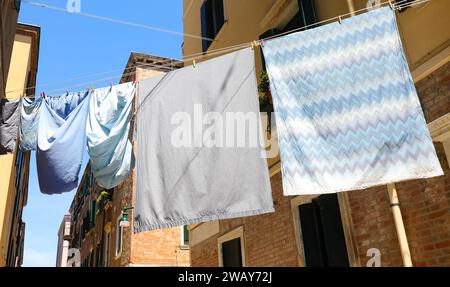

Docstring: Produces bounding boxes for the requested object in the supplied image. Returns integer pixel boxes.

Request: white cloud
[22,249,56,267]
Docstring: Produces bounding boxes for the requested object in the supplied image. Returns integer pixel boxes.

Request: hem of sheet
[283,169,444,196]
[134,206,275,233]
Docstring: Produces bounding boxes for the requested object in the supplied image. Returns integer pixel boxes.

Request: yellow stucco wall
[183,0,450,69]
[5,34,32,100]
[182,0,450,170]
[394,0,450,67]
[0,154,16,266]
[0,33,33,267]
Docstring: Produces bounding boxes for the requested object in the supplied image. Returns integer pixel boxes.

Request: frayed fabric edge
[134,207,275,233]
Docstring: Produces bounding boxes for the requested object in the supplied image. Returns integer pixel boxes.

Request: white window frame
[217,226,246,267]
[180,226,190,248]
[115,215,123,258]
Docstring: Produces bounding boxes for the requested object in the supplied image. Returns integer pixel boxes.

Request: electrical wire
[23,0,215,42]
[263,0,430,42]
[4,60,179,95]
[6,41,250,98]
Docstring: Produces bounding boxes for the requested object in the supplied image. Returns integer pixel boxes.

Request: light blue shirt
[37,91,91,195]
[86,82,135,189]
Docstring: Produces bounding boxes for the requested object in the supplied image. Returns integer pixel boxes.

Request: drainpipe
[344,0,413,267]
[387,184,413,267]
[347,0,356,16]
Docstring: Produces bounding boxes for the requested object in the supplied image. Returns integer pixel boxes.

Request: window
[13,0,21,11]
[115,216,123,257]
[81,215,90,239]
[181,226,189,247]
[259,0,317,71]
[89,201,96,226]
[298,194,349,267]
[15,150,23,188]
[95,241,102,267]
[217,226,245,267]
[222,238,242,267]
[397,0,414,12]
[298,0,317,28]
[200,0,225,52]
[89,250,94,267]
[104,233,111,267]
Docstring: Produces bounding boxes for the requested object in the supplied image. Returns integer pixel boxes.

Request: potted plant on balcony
[96,190,111,214]
[258,71,273,132]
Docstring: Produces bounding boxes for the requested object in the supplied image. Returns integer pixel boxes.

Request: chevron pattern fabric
[262,7,443,195]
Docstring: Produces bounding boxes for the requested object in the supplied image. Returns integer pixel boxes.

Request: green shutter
[89,201,96,225]
[183,225,189,245]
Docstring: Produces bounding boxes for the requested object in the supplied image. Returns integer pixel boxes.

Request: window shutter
[89,201,96,225]
[315,194,350,267]
[15,150,23,187]
[212,0,225,35]
[183,225,189,245]
[200,1,213,52]
[222,238,242,267]
[14,0,21,11]
[298,0,317,28]
[298,203,327,266]
[201,0,225,52]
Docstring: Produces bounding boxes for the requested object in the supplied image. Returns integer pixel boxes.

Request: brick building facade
[189,46,450,269]
[65,53,190,267]
[184,0,450,267]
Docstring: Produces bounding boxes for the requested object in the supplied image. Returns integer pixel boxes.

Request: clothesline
[5,43,250,99]
[2,4,442,234]
[263,0,431,42]
[5,0,430,100]
[23,0,215,42]
[3,59,179,96]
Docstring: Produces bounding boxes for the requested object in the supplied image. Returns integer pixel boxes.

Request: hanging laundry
[37,91,91,195]
[45,91,87,118]
[0,99,20,154]
[135,47,274,232]
[261,7,443,195]
[86,82,135,189]
[19,97,43,151]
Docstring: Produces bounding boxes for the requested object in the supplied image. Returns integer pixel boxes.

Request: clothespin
[193,59,196,68]
[251,40,260,50]
[338,16,342,24]
[260,39,265,48]
[388,0,393,10]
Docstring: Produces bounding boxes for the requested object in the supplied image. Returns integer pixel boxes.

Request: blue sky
[19,0,183,267]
